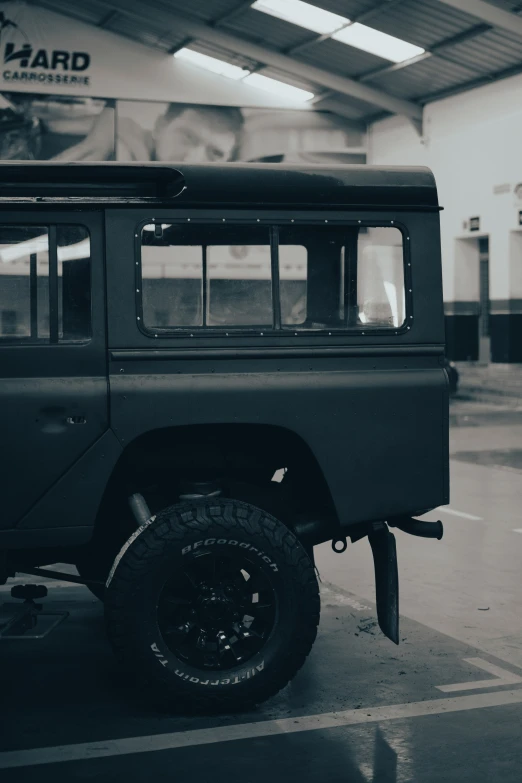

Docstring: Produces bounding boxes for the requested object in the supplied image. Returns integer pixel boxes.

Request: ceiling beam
[98,10,118,28]
[168,37,194,56]
[308,97,368,127]
[213,1,257,28]
[360,52,432,83]
[97,1,423,119]
[435,0,522,37]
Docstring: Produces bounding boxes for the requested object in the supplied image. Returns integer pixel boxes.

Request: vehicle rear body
[0,162,449,553]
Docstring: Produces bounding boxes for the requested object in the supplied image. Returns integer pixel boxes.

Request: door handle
[66,415,87,425]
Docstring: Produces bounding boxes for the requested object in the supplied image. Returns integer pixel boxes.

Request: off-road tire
[76,505,138,601]
[76,533,130,601]
[104,499,320,712]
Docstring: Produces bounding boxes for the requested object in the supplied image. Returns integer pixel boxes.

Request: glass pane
[279,224,405,331]
[207,241,272,326]
[357,227,405,328]
[58,226,91,342]
[140,224,272,330]
[141,224,203,328]
[279,245,307,325]
[0,226,49,341]
[280,225,347,330]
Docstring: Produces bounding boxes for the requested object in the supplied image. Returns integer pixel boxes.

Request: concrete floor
[2,397,522,781]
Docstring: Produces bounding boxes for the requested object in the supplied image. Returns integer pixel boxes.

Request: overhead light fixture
[332,23,424,63]
[174,48,250,80]
[252,0,349,35]
[242,73,314,101]
[174,47,313,102]
[253,0,424,64]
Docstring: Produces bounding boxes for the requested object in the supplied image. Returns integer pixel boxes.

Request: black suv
[0,162,448,710]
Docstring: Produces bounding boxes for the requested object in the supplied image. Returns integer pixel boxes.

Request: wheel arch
[92,422,339,542]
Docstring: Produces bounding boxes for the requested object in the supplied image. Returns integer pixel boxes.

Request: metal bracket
[0,585,68,640]
[408,116,424,139]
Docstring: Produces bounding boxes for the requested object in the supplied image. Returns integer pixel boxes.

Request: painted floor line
[512,529,522,534]
[436,657,522,693]
[2,688,522,770]
[439,507,483,521]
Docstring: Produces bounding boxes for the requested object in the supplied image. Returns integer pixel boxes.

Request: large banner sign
[0,2,333,106]
[0,2,366,164]
[0,95,364,164]
[3,40,91,89]
[0,2,91,90]
[0,93,115,160]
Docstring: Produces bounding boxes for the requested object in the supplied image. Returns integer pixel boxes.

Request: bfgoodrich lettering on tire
[104,499,320,712]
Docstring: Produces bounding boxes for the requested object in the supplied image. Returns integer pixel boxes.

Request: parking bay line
[439,507,483,521]
[3,689,522,770]
[436,657,522,692]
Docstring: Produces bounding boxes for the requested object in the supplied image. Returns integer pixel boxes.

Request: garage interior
[2,0,522,781]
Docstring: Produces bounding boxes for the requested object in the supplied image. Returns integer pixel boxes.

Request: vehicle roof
[0,161,439,210]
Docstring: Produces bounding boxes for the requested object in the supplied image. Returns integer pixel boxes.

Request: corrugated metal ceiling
[221,11,314,51]
[30,0,522,122]
[103,13,176,51]
[296,38,391,79]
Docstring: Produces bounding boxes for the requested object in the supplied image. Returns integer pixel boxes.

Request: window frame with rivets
[137,219,407,337]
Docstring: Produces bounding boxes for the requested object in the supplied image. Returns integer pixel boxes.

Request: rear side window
[279,225,405,330]
[0,224,91,343]
[358,227,405,328]
[141,224,272,329]
[139,222,405,333]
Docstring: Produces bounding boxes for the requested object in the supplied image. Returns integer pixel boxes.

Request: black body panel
[109,356,448,529]
[0,211,108,532]
[0,162,448,550]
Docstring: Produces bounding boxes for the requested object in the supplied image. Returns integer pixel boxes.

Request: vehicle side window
[139,222,406,334]
[0,226,49,341]
[140,224,272,329]
[0,224,91,344]
[357,227,405,328]
[280,225,405,330]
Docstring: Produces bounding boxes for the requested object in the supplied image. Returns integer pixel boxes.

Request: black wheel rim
[157,550,277,671]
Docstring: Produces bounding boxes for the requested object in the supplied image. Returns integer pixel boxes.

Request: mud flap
[368,523,399,645]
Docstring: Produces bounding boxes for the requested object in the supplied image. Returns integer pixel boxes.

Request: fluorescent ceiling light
[252,0,349,35]
[174,44,314,101]
[253,0,423,64]
[242,72,314,101]
[174,48,250,80]
[332,23,424,63]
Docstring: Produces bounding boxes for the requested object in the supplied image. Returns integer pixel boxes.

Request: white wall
[368,72,522,303]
